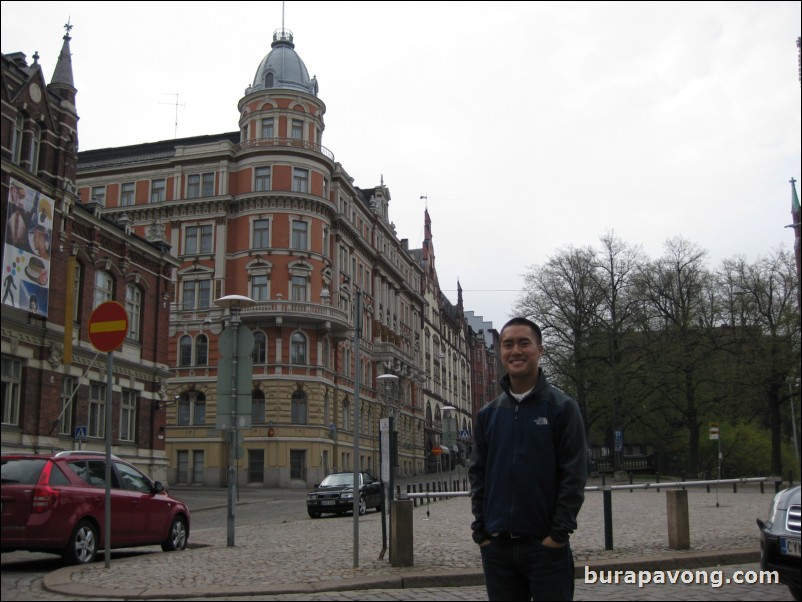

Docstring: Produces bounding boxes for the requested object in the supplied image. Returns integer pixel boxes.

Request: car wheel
[358,495,367,515]
[308,509,321,518]
[161,516,188,552]
[63,519,98,565]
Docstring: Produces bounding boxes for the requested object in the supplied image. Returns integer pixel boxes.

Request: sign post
[87,301,129,569]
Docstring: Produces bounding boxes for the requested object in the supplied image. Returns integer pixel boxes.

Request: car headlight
[341,491,353,499]
[767,492,781,525]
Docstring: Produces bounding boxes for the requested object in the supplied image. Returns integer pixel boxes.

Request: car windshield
[320,473,360,487]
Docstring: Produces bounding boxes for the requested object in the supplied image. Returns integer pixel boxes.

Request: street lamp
[214,294,255,548]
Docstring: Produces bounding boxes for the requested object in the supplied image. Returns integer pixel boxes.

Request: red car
[1,451,189,564]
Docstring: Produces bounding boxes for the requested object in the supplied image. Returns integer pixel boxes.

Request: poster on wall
[2,177,54,317]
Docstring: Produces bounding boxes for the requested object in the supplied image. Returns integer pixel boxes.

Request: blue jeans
[480,537,575,601]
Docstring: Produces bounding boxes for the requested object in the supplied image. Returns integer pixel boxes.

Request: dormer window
[265,72,274,88]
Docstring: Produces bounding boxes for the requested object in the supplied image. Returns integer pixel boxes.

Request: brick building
[1,27,179,480]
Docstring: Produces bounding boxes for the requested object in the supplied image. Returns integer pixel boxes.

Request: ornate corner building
[72,28,498,488]
[1,26,180,480]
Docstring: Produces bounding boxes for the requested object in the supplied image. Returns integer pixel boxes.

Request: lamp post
[214,294,255,548]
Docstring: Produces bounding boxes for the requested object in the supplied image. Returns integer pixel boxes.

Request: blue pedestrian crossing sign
[74,426,87,442]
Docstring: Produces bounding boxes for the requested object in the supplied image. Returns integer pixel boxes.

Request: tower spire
[50,18,76,90]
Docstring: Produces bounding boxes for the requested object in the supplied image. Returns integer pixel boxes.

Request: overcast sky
[2,1,800,329]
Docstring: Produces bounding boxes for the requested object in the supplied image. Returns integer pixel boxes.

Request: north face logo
[534,417,549,426]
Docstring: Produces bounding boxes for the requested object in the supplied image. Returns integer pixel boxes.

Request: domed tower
[238,28,327,155]
[230,27,339,323]
[221,28,351,486]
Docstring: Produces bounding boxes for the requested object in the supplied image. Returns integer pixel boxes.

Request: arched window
[28,124,40,173]
[342,397,350,431]
[322,337,330,368]
[12,115,24,164]
[195,334,208,366]
[265,72,274,87]
[177,393,191,425]
[194,393,206,425]
[179,335,192,366]
[252,331,266,363]
[176,391,205,426]
[291,389,307,424]
[291,331,306,364]
[93,270,113,308]
[125,284,142,341]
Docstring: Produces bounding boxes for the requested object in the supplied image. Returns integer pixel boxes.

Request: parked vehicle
[757,484,801,601]
[1,451,190,564]
[306,471,383,518]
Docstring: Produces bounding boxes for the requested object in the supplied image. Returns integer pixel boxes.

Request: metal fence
[392,475,785,551]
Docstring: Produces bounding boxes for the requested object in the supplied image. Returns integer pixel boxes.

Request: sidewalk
[42,482,771,599]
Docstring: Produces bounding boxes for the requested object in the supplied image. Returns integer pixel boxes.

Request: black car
[757,484,801,601]
[306,471,383,518]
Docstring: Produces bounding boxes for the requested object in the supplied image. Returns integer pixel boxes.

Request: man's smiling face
[500,324,544,386]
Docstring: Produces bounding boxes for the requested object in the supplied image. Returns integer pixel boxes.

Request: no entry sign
[88,301,129,352]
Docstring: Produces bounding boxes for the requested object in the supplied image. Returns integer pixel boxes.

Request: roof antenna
[282,1,285,29]
[160,93,185,139]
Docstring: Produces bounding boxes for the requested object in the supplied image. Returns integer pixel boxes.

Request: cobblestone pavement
[3,481,794,601]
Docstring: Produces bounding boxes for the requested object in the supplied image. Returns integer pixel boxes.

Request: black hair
[500,317,542,345]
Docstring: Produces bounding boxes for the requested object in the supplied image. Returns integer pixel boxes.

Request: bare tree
[590,231,645,468]
[633,237,716,474]
[514,245,603,437]
[720,248,800,475]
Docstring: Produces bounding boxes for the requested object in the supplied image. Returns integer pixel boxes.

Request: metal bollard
[603,485,613,550]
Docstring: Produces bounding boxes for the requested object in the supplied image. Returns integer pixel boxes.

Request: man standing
[469,317,588,601]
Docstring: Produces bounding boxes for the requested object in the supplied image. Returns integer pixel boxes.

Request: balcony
[239,300,350,335]
[235,137,335,162]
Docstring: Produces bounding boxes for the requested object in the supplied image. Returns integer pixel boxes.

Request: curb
[43,548,761,599]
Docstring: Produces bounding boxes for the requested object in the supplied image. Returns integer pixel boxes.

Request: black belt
[492,532,536,541]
